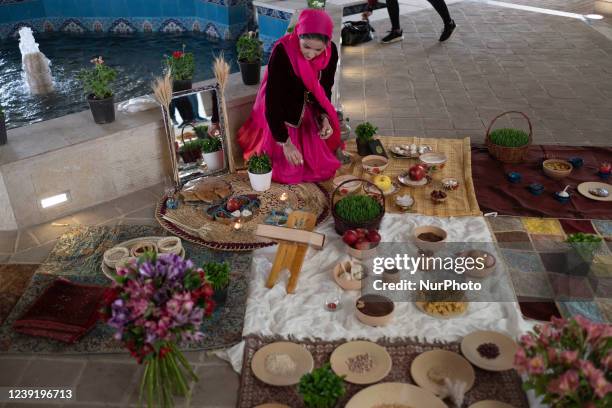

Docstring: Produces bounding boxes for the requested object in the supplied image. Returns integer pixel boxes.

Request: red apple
[226,198,242,212]
[366,230,381,245]
[408,165,426,181]
[342,230,358,246]
[600,162,611,174]
[356,228,367,239]
[355,238,371,250]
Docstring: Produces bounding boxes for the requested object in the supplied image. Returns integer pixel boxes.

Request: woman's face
[299,38,326,60]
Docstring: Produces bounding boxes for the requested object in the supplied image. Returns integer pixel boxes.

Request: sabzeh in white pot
[201,135,224,172]
[247,152,273,192]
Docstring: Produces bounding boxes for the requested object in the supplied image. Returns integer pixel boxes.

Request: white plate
[398,173,429,187]
[577,181,612,202]
[251,342,314,386]
[461,331,518,371]
[101,236,185,280]
[346,382,446,408]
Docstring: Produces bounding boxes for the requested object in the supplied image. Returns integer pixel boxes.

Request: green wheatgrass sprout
[335,195,382,223]
[489,128,529,147]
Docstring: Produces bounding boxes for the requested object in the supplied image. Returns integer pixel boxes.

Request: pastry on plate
[181,178,232,203]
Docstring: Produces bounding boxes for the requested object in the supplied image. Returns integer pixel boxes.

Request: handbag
[341,20,375,46]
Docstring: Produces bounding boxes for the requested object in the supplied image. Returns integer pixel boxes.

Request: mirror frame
[160,83,229,190]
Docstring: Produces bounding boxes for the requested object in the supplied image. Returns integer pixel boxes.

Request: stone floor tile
[0,230,17,253]
[107,190,157,215]
[24,219,74,245]
[119,218,159,227]
[70,203,122,226]
[9,241,57,264]
[392,117,425,131]
[14,231,39,253]
[0,254,10,263]
[190,363,239,406]
[17,359,84,388]
[0,357,31,386]
[123,205,156,220]
[74,361,139,404]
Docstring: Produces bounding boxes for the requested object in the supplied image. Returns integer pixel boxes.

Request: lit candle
[279,192,288,202]
[233,220,242,231]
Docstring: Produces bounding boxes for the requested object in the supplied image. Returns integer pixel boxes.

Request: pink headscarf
[237,9,341,159]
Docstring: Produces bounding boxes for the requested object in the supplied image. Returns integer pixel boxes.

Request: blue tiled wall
[255,6,293,53]
[0,0,251,39]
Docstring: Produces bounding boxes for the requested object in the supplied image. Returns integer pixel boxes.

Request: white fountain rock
[18,27,54,95]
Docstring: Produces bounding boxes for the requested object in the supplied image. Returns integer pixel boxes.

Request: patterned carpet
[0,265,38,325]
[0,225,252,353]
[487,216,612,323]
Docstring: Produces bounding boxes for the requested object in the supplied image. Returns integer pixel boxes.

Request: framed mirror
[161,84,229,189]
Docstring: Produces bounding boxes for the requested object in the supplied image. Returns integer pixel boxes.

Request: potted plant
[247,152,273,192]
[298,363,346,408]
[204,261,230,304]
[179,139,203,164]
[202,136,224,172]
[236,32,263,85]
[515,316,611,407]
[0,105,6,145]
[355,122,377,156]
[77,56,117,124]
[485,111,532,163]
[165,45,195,92]
[307,0,325,8]
[332,193,384,235]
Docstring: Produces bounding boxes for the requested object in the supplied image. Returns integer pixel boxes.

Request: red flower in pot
[172,51,184,59]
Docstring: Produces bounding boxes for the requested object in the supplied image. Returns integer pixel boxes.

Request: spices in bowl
[442,178,459,191]
[476,342,500,359]
[430,190,447,204]
[543,159,573,179]
[346,353,374,374]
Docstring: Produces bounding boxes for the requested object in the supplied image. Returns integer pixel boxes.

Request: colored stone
[522,217,564,236]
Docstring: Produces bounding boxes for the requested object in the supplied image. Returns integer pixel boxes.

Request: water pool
[0,33,240,129]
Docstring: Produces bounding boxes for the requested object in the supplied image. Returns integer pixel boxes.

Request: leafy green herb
[566,233,602,243]
[204,261,230,290]
[194,125,209,139]
[566,233,603,261]
[307,0,325,8]
[298,364,345,408]
[247,153,272,174]
[489,128,529,147]
[335,195,382,223]
[355,122,378,142]
[179,140,203,154]
[201,137,222,153]
[237,32,263,63]
[77,56,117,99]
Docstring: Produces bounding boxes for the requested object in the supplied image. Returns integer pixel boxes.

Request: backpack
[341,21,375,46]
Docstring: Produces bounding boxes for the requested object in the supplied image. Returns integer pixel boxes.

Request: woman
[237,9,342,184]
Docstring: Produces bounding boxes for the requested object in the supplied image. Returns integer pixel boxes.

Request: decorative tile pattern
[548,273,594,299]
[509,269,554,298]
[557,301,605,323]
[522,217,564,236]
[530,234,565,252]
[42,21,54,32]
[9,21,39,38]
[159,19,187,33]
[143,20,153,33]
[502,249,546,273]
[494,231,532,250]
[108,18,136,35]
[92,20,103,33]
[256,6,293,21]
[60,18,88,34]
[204,22,221,39]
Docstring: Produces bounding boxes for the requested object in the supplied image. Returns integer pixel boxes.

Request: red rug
[472,145,611,219]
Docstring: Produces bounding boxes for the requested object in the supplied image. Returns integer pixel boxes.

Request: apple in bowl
[342,228,381,259]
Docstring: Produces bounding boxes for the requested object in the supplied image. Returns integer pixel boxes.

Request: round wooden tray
[577,181,612,202]
[330,340,392,384]
[411,349,475,397]
[346,382,446,408]
[461,331,518,372]
[415,301,469,319]
[101,236,185,280]
[251,342,314,386]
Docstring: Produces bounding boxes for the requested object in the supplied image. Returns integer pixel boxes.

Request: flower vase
[140,342,198,408]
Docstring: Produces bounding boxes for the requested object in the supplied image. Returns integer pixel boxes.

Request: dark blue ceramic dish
[569,157,583,168]
[598,171,610,180]
[528,183,544,195]
[554,192,571,203]
[507,172,522,183]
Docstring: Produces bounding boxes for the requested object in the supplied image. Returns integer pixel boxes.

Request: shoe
[381,29,404,44]
[439,20,456,42]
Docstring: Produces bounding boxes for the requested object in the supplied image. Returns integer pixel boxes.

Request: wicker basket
[331,178,385,235]
[485,111,532,164]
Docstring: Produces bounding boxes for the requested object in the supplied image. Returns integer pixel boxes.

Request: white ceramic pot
[248,170,272,192]
[203,150,224,172]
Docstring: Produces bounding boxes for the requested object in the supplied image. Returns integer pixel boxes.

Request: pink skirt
[263,104,341,184]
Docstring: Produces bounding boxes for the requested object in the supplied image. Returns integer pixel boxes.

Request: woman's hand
[319,116,333,140]
[282,139,304,166]
[362,11,372,20]
[208,123,221,137]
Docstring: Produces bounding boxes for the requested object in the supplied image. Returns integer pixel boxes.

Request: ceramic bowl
[394,194,414,211]
[442,178,459,191]
[362,155,389,175]
[569,157,583,168]
[554,192,571,203]
[506,172,521,183]
[347,243,379,260]
[430,190,448,204]
[598,171,610,180]
[333,260,366,291]
[543,159,573,180]
[333,175,362,195]
[528,183,544,196]
[413,225,447,252]
[355,294,394,327]
[419,152,447,173]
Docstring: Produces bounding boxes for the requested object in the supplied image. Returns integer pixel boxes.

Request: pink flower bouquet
[101,253,215,407]
[515,316,612,407]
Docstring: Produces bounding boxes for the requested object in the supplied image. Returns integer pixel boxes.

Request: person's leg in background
[381,0,404,44]
[426,0,456,42]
